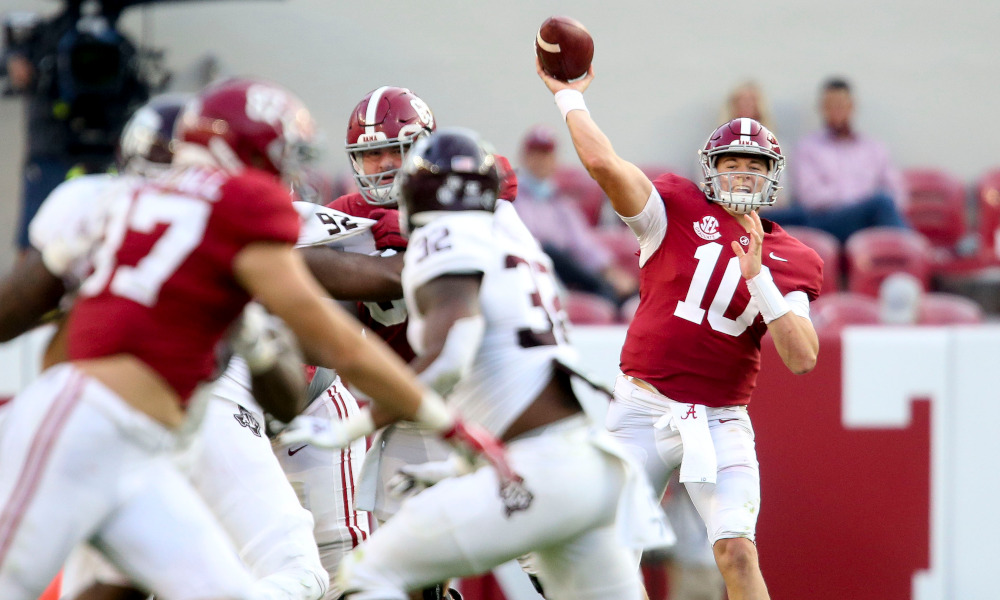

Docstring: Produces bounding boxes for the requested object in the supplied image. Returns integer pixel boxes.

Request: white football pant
[605,376,761,545]
[337,417,646,600]
[0,364,259,600]
[276,376,369,599]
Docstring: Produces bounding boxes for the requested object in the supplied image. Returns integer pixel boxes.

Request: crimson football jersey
[327,192,414,361]
[622,174,823,407]
[67,166,300,402]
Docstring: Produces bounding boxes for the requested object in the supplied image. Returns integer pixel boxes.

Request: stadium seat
[917,292,985,325]
[563,291,620,325]
[902,168,969,254]
[592,226,641,279]
[782,225,842,295]
[844,227,933,297]
[975,168,1000,263]
[619,293,641,324]
[553,165,607,227]
[810,292,881,334]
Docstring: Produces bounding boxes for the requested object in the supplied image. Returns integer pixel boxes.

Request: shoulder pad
[294,201,376,248]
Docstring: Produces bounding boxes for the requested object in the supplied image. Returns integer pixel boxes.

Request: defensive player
[0,78,513,600]
[536,62,823,600]
[311,128,672,600]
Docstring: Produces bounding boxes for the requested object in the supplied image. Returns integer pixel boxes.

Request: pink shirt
[790,130,906,210]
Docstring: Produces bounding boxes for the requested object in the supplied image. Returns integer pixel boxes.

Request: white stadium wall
[2,324,999,600]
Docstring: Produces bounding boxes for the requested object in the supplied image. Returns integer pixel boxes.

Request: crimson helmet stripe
[364,86,391,136]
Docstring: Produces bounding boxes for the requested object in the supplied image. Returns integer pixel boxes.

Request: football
[535,16,594,82]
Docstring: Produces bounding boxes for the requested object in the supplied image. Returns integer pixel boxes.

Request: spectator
[514,124,638,306]
[3,1,149,251]
[766,77,908,243]
[718,80,774,131]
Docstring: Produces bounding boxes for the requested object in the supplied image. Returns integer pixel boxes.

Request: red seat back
[563,291,620,325]
[917,293,985,325]
[553,166,607,228]
[592,226,640,279]
[810,292,881,334]
[975,169,1000,262]
[782,225,842,295]
[902,168,968,250]
[845,227,933,297]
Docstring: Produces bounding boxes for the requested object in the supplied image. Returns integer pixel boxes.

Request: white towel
[656,403,718,484]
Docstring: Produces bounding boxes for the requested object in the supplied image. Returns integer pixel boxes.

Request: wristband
[413,391,455,433]
[746,269,791,324]
[342,408,376,441]
[554,89,589,121]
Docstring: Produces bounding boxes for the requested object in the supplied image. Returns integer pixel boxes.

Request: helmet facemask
[699,117,785,214]
[347,126,429,206]
[701,149,784,214]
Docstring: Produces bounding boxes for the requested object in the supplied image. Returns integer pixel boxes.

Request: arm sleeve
[618,187,666,268]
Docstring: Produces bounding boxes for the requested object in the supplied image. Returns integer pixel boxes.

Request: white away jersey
[402,201,576,437]
[29,174,127,286]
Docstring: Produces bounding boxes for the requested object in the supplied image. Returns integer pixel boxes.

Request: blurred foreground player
[0,79,513,600]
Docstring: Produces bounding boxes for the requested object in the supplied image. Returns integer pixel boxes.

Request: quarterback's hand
[731,210,765,280]
[367,208,407,250]
[386,454,474,499]
[536,56,594,94]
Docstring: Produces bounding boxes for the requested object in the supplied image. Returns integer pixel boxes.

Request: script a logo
[694,216,722,241]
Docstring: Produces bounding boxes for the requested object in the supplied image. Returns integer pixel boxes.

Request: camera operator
[3,0,149,251]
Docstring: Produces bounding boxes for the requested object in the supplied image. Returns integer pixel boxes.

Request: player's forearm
[0,250,66,342]
[299,246,403,302]
[250,359,307,423]
[767,314,819,374]
[566,111,651,218]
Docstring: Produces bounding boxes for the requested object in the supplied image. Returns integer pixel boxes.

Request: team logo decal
[233,405,262,437]
[694,216,721,241]
[740,235,750,246]
[500,478,535,518]
[410,97,434,128]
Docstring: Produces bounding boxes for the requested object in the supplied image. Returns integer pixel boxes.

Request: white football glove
[387,454,475,500]
[276,410,376,450]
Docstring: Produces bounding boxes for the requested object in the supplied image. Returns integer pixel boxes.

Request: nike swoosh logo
[287,445,308,456]
[769,252,788,262]
[718,418,740,423]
